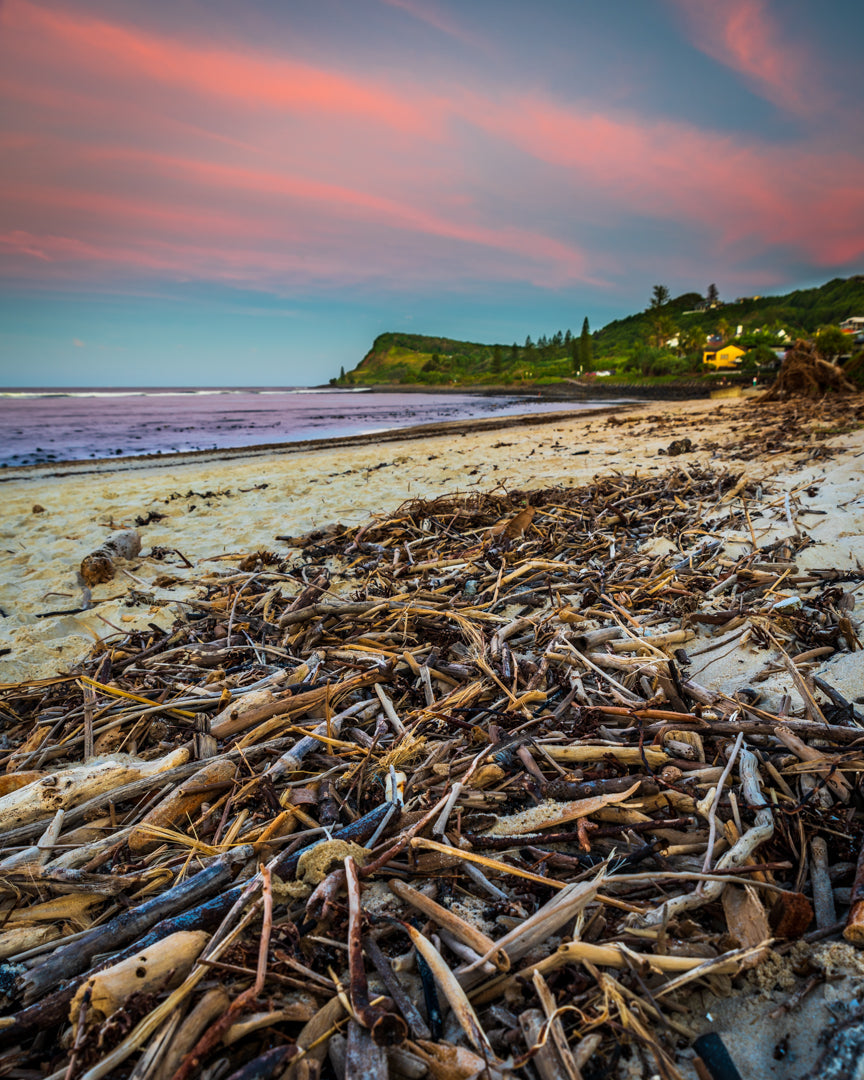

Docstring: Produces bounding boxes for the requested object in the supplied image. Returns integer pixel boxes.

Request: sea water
[0,387,613,468]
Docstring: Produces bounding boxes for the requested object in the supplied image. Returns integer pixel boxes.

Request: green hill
[592,276,864,361]
[338,275,864,386]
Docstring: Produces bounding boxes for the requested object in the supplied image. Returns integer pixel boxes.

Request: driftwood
[762,338,857,400]
[70,930,209,1031]
[1,434,863,1077]
[80,528,142,586]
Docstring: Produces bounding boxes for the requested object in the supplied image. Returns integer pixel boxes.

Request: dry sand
[2,395,863,701]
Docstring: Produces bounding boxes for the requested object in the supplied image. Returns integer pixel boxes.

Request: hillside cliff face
[352,332,498,385]
[340,276,864,386]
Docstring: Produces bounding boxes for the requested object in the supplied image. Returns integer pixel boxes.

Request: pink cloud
[3,0,445,137]
[91,147,590,277]
[1,0,861,300]
[465,93,864,268]
[0,152,593,289]
[668,0,820,116]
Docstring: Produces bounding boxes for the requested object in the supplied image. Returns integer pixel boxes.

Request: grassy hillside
[350,332,501,385]
[593,276,864,361]
[338,276,864,386]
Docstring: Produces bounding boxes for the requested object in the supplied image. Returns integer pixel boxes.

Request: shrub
[623,347,684,377]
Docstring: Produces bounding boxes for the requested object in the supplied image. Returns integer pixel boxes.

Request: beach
[2,394,863,692]
[3,391,864,1079]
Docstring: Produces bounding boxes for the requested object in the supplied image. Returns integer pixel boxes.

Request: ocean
[0,387,613,468]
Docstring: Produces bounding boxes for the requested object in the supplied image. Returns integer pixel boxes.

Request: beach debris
[762,338,857,400]
[662,436,694,456]
[1,438,864,1078]
[79,528,142,586]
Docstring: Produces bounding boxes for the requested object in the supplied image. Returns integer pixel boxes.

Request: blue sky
[1,0,862,386]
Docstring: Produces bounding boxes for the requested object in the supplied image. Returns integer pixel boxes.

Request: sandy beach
[2,394,863,691]
[3,391,864,1079]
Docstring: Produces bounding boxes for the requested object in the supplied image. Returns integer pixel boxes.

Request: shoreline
[0,402,633,482]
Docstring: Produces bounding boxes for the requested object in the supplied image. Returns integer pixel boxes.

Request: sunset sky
[1,0,863,386]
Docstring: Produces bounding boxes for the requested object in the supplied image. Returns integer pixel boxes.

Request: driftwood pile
[608,393,864,463]
[762,339,857,400]
[1,461,864,1080]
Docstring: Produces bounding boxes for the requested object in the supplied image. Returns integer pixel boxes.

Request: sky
[1,0,863,387]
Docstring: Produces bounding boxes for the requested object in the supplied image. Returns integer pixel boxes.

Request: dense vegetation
[336,275,864,386]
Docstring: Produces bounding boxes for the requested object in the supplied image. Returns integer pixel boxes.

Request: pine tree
[339,366,345,381]
[579,317,592,370]
[491,345,503,375]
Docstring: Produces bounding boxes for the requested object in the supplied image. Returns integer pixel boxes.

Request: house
[840,316,864,335]
[702,343,745,368]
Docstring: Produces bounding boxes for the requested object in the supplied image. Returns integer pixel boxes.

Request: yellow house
[702,343,745,369]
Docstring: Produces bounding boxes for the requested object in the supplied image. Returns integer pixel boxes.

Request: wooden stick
[810,836,837,931]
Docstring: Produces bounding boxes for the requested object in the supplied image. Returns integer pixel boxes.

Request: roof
[703,342,745,354]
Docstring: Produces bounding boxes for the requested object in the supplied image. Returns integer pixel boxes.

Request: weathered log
[18,844,250,1003]
[70,930,208,1032]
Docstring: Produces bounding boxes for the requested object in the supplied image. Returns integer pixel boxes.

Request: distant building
[702,343,746,369]
[840,316,864,335]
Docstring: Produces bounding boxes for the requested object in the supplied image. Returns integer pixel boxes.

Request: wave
[0,386,369,399]
[2,388,289,399]
[288,387,373,394]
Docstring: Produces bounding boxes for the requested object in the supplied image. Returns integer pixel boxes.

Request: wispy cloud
[668,0,821,116]
[378,0,486,50]
[4,0,445,136]
[1,0,861,305]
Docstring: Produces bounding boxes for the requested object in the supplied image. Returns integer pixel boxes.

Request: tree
[679,327,705,358]
[743,344,777,370]
[707,283,720,306]
[650,285,670,309]
[649,313,675,349]
[510,342,519,362]
[814,325,848,361]
[524,335,534,352]
[624,346,682,377]
[491,344,503,375]
[570,337,580,375]
[579,317,592,370]
[564,329,572,346]
[339,365,345,381]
